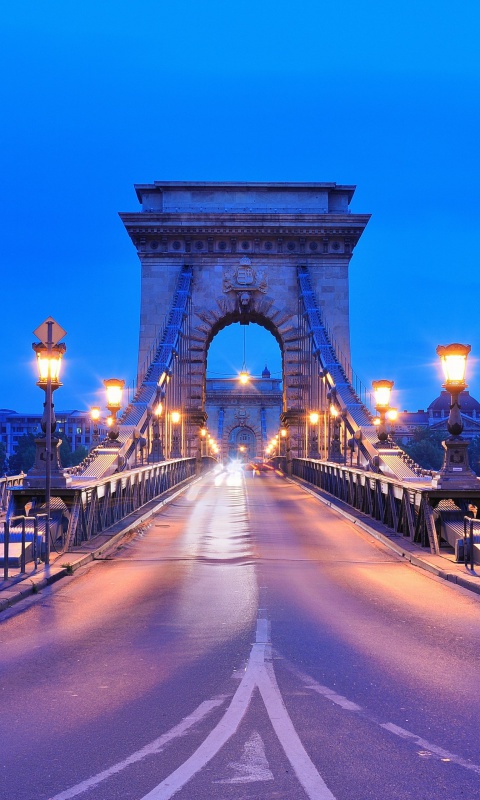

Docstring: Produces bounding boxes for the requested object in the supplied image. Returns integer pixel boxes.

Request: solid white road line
[48,695,228,800]
[139,618,337,800]
[257,658,337,799]
[139,652,259,799]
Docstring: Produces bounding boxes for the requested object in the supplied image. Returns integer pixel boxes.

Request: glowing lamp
[33,342,66,386]
[281,428,287,438]
[239,370,250,385]
[329,404,339,418]
[104,378,125,410]
[155,402,163,417]
[309,412,319,425]
[171,411,181,424]
[106,415,114,427]
[386,408,398,422]
[372,380,394,409]
[90,406,101,422]
[200,427,207,437]
[436,343,470,387]
[373,417,381,426]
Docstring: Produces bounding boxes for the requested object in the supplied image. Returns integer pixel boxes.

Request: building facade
[0,409,108,460]
[205,367,282,461]
[392,391,480,444]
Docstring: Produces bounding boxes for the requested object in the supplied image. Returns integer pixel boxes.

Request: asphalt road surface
[2,465,480,800]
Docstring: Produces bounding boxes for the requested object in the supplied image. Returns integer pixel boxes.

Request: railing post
[20,516,26,574]
[470,519,475,573]
[3,520,9,581]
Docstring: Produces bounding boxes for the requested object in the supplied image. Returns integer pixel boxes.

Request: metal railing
[292,458,440,553]
[65,457,198,549]
[2,514,44,581]
[0,474,25,511]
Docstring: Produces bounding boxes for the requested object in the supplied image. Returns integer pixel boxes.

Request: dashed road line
[281,654,480,777]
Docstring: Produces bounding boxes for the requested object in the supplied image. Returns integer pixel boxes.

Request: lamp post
[199,427,207,458]
[308,412,319,458]
[328,404,343,462]
[150,401,165,462]
[170,411,181,458]
[103,379,125,443]
[434,343,478,488]
[90,406,101,445]
[31,321,67,565]
[372,379,394,445]
[280,427,287,457]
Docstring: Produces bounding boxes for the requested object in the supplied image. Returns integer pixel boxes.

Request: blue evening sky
[1,1,479,416]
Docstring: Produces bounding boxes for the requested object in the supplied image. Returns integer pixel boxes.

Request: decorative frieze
[129,229,360,256]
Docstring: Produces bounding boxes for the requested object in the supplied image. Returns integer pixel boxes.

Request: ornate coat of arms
[222,258,268,295]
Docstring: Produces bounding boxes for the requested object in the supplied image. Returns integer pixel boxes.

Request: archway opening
[207,321,282,381]
[206,321,282,461]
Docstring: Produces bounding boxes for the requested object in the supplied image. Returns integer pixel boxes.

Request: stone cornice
[119,212,370,232]
[206,393,282,403]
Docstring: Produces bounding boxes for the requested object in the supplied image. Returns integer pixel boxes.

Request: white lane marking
[215,731,274,784]
[47,695,228,800]
[306,683,362,712]
[139,618,337,800]
[282,655,480,777]
[381,723,480,775]
[256,617,269,643]
[257,658,337,799]
[139,651,259,799]
[281,658,362,712]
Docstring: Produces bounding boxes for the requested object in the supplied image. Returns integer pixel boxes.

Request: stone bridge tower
[120,182,370,457]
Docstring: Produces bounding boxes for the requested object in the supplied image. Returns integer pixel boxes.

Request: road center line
[139,617,337,800]
[48,695,229,800]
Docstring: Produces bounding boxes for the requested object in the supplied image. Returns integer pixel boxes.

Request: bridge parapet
[7,457,200,558]
[292,457,480,556]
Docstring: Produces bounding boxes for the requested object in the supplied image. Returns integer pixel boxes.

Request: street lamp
[170,411,181,458]
[103,378,125,442]
[308,412,319,457]
[372,379,394,444]
[280,427,287,457]
[31,336,67,566]
[328,403,343,462]
[434,343,478,488]
[149,401,164,462]
[238,326,250,385]
[90,406,101,445]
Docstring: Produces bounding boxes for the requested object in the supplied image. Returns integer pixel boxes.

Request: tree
[69,445,88,467]
[467,436,480,476]
[7,432,88,475]
[8,433,37,474]
[0,442,7,474]
[401,427,445,472]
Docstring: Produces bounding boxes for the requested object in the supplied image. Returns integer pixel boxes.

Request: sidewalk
[2,473,480,614]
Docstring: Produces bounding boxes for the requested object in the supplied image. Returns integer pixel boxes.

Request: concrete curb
[0,472,205,614]
[286,474,480,598]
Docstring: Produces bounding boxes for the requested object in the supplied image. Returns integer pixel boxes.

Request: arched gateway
[117,181,371,462]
